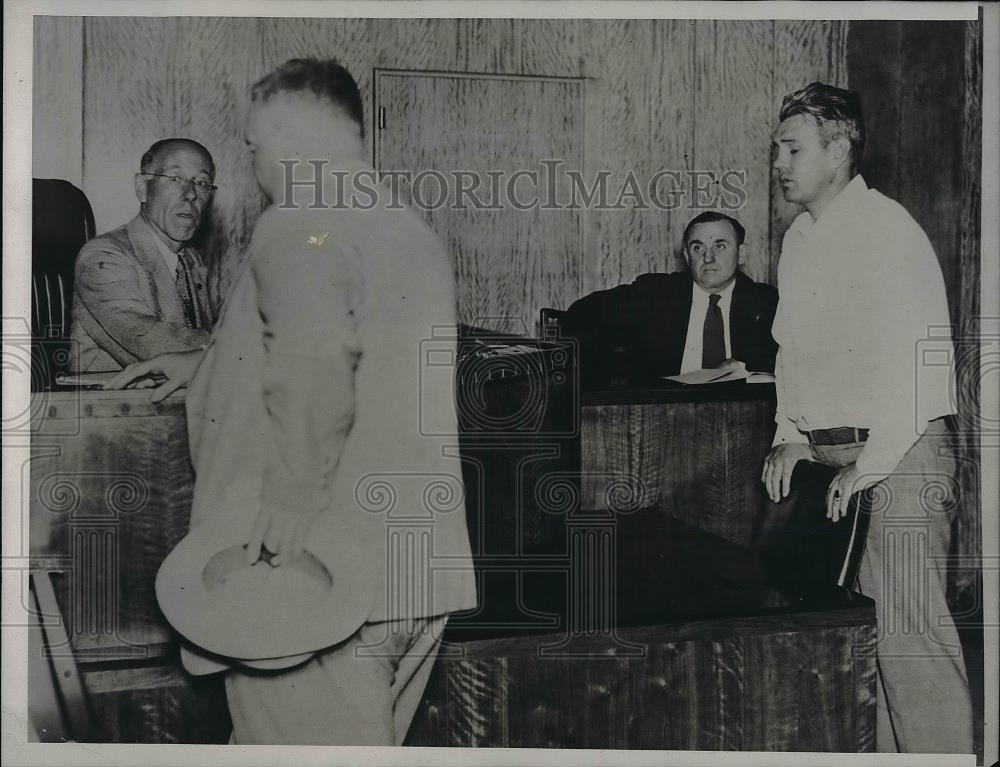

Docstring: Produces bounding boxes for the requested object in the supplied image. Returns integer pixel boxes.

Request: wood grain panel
[73,17,848,312]
[376,17,459,72]
[845,20,982,608]
[769,21,848,283]
[953,19,982,604]
[584,19,695,293]
[580,398,775,546]
[847,22,903,199]
[28,391,230,744]
[693,21,774,283]
[743,631,799,749]
[82,666,229,743]
[509,19,585,79]
[409,621,875,749]
[377,72,583,333]
[30,393,194,655]
[33,17,84,185]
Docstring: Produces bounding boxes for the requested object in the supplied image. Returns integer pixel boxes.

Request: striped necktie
[175,252,198,329]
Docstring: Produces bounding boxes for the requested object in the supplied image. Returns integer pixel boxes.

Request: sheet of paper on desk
[747,372,777,384]
[482,343,539,356]
[663,368,751,385]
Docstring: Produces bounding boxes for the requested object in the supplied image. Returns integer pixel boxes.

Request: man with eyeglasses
[69,138,216,372]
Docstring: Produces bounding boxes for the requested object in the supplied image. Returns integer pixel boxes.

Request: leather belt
[807,426,870,446]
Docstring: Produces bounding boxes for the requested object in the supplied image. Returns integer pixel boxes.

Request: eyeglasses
[142,173,217,194]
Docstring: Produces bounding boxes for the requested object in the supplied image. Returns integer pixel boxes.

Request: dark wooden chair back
[32,179,96,387]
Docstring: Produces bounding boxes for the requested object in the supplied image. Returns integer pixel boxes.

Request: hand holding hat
[156,500,375,670]
[246,501,321,567]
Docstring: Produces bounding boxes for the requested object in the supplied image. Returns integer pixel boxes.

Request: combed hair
[251,58,364,136]
[683,211,746,248]
[140,138,215,176]
[779,82,865,173]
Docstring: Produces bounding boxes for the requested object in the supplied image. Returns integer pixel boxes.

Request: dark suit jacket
[563,270,778,386]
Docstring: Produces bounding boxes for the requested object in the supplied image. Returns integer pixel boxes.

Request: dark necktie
[175,253,198,329]
[702,293,725,369]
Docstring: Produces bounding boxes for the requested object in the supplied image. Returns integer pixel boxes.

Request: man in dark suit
[563,211,778,386]
[69,138,215,372]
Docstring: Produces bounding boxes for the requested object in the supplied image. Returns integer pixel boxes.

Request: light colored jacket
[182,171,476,671]
[69,215,212,372]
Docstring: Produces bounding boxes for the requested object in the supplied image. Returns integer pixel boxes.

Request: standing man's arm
[74,243,212,364]
[824,222,953,521]
[245,221,361,565]
[762,347,814,501]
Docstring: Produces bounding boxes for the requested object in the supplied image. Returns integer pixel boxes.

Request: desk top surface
[31,386,186,421]
[581,379,776,406]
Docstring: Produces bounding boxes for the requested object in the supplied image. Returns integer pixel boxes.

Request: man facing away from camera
[113,59,477,744]
[761,82,973,753]
[70,138,215,371]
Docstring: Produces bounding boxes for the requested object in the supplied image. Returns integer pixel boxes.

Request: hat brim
[156,505,372,663]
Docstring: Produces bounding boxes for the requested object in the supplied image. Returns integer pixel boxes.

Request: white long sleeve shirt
[771,174,956,482]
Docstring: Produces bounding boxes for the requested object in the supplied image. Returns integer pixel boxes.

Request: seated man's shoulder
[735,273,779,316]
[633,271,689,290]
[75,222,136,268]
[741,271,778,298]
[565,271,684,324]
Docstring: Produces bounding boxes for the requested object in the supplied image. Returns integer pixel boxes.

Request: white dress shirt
[143,218,181,274]
[771,174,956,481]
[680,278,735,373]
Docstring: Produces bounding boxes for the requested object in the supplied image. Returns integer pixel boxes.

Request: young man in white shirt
[762,81,973,754]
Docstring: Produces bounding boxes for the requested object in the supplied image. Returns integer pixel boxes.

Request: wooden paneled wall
[33,17,981,605]
[847,20,983,606]
[34,17,847,318]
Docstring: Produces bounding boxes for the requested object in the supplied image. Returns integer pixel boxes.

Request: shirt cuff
[772,416,808,447]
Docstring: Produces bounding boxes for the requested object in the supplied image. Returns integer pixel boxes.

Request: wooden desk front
[580,381,777,546]
[28,389,229,743]
[409,513,876,751]
[27,377,848,749]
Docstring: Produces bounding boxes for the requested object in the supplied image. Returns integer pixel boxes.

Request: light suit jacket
[69,215,213,372]
[180,165,477,671]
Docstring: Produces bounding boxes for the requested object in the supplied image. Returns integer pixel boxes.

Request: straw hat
[156,503,374,669]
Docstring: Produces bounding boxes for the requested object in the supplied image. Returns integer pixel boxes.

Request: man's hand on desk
[106,349,204,403]
[246,503,321,567]
[762,443,815,502]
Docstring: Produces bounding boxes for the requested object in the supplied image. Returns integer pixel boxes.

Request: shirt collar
[142,216,182,274]
[786,174,870,240]
[691,274,737,307]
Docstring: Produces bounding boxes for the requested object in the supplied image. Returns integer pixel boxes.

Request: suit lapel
[126,215,187,324]
[183,248,213,328]
[730,272,754,360]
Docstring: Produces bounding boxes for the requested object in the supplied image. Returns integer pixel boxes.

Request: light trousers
[225,615,447,745]
[811,419,973,753]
